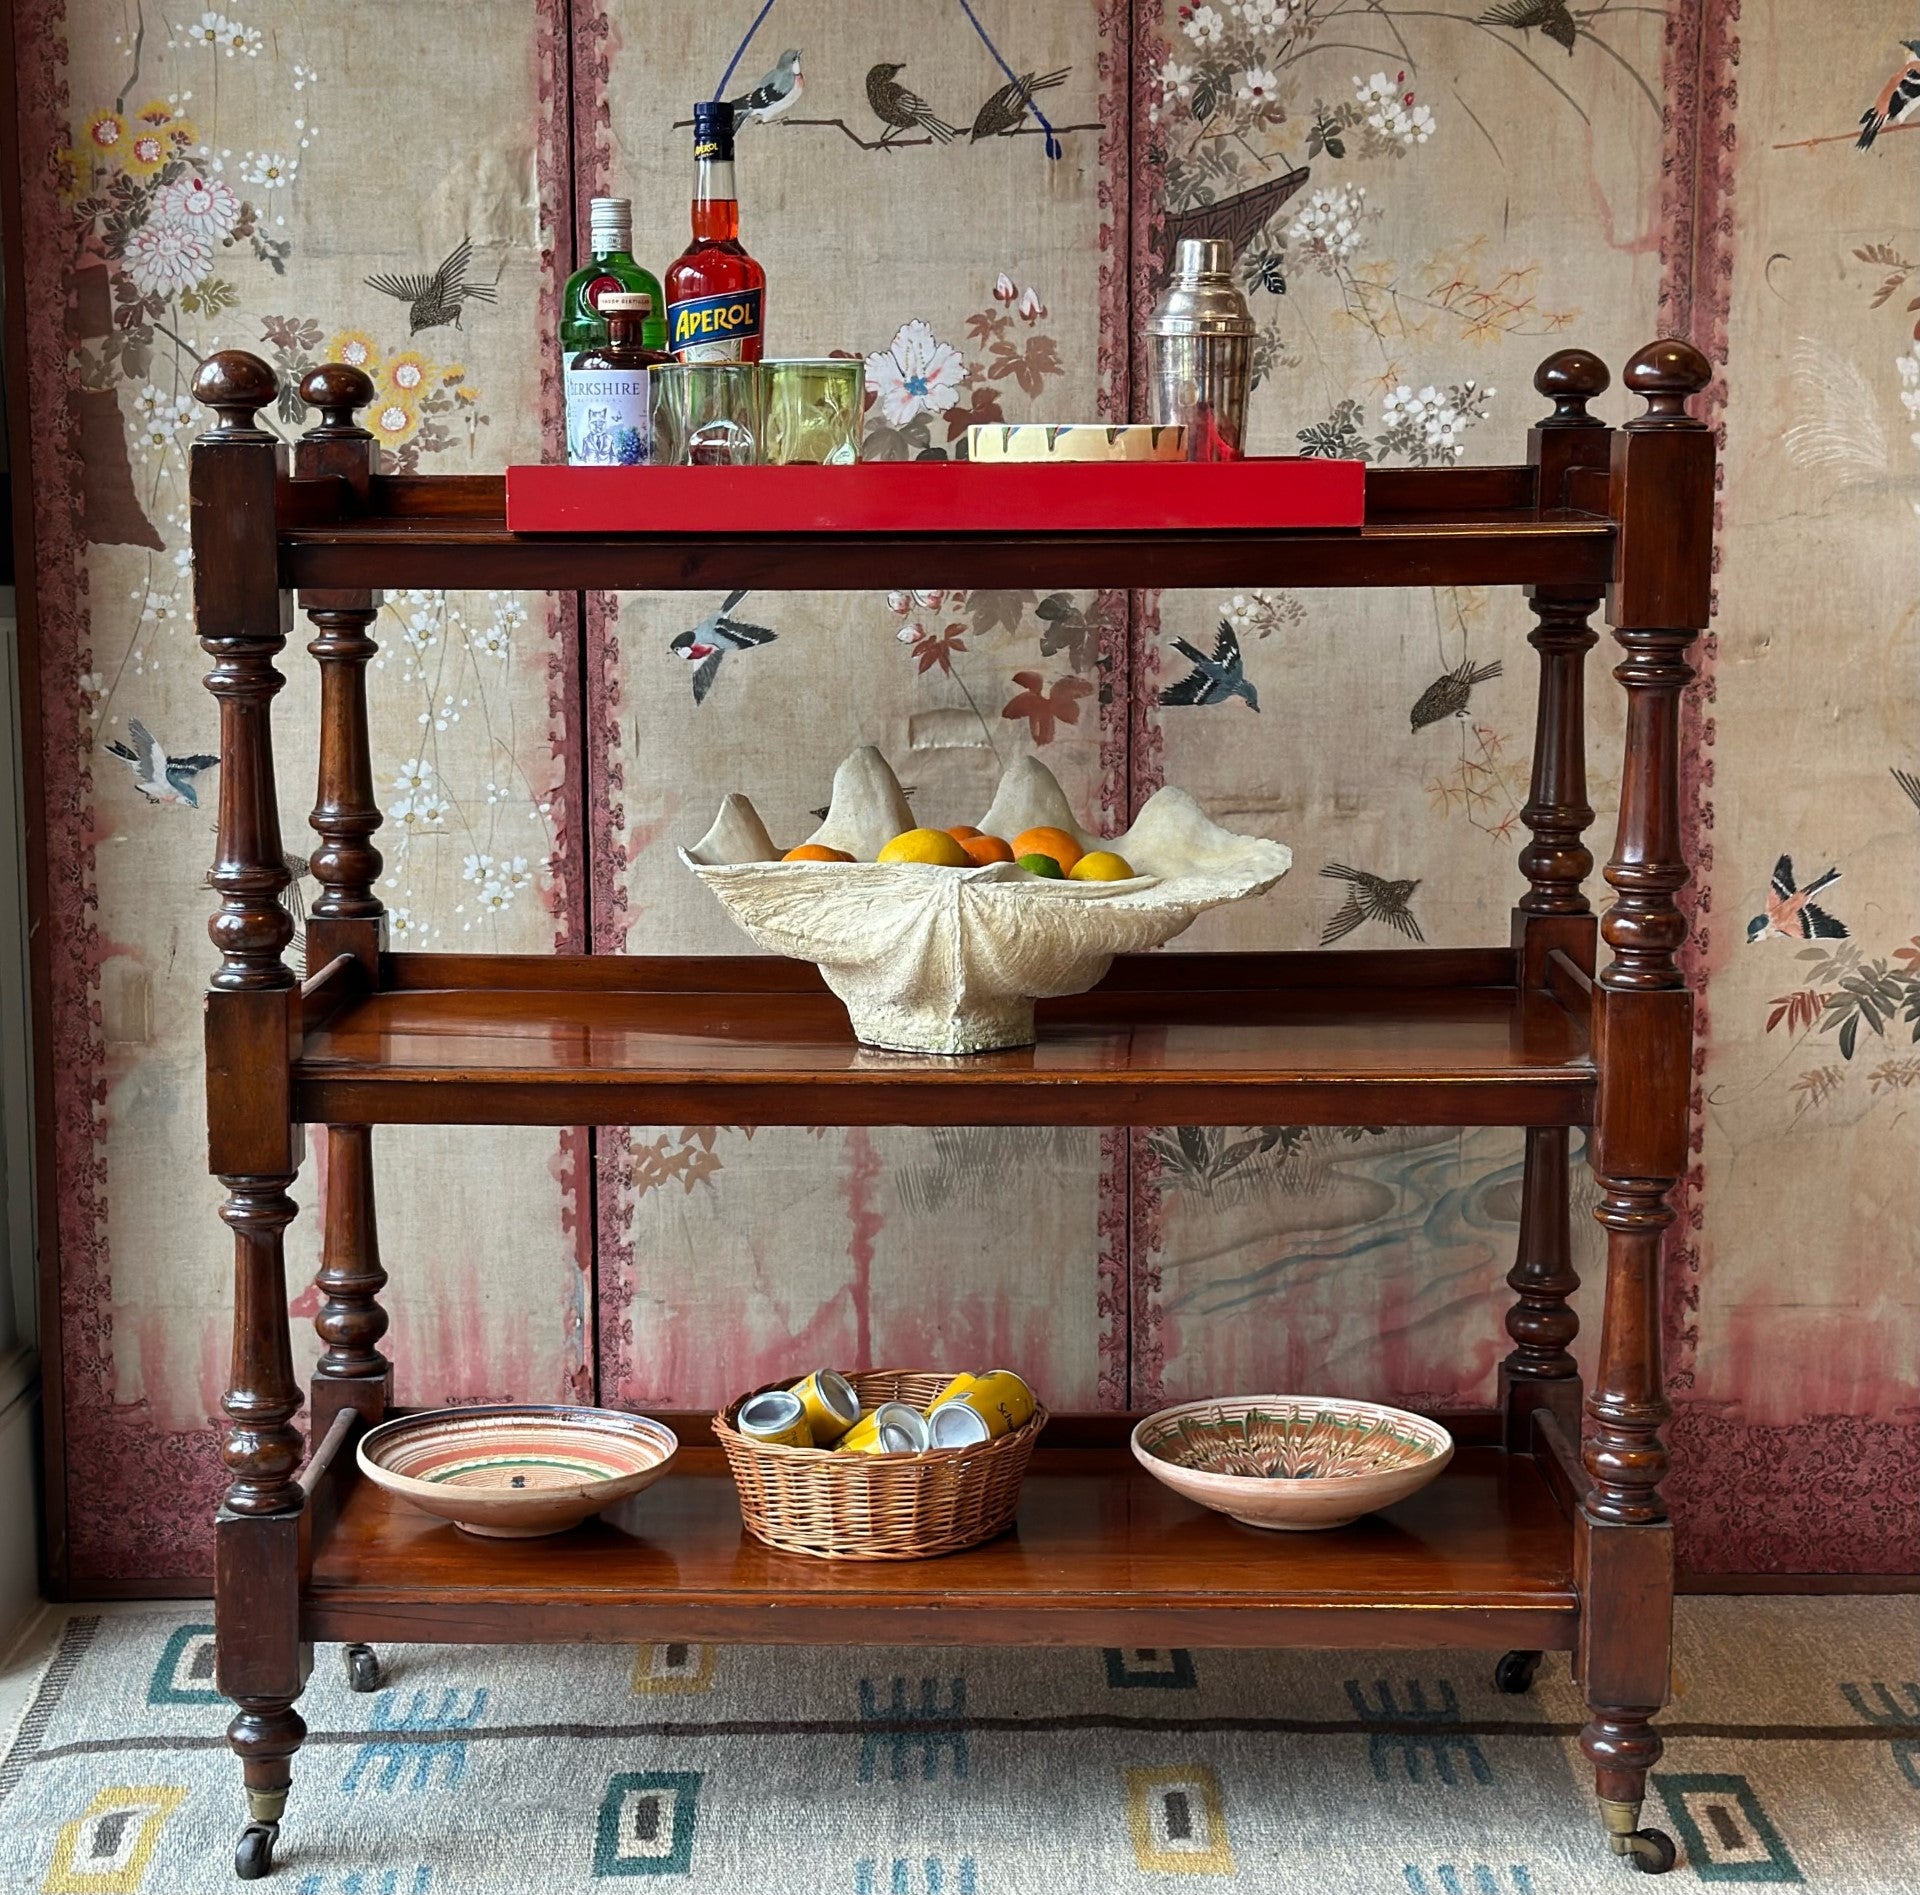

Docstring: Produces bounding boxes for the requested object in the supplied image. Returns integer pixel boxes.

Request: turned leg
[311,1123,392,1437]
[1498,1127,1582,1450]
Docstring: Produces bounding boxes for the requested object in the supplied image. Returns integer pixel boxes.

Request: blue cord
[954,0,1063,158]
[714,0,780,101]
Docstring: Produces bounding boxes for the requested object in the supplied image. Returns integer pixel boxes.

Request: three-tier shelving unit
[191,336,1712,1880]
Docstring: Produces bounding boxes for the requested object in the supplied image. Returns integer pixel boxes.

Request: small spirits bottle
[560,196,667,370]
[564,292,672,466]
[664,100,766,362]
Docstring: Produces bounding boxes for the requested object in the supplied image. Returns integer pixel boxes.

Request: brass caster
[234,1819,278,1880]
[343,1643,383,1693]
[1494,1649,1543,1694]
[1623,1829,1677,1874]
[244,1788,287,1826]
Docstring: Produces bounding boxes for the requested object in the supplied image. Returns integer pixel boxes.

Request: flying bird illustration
[1858,40,1920,148]
[1158,621,1259,711]
[1410,658,1504,732]
[364,238,498,334]
[968,66,1070,141]
[1746,855,1848,943]
[105,720,218,808]
[669,590,777,704]
[1320,862,1425,945]
[728,48,804,132]
[1478,0,1578,53]
[866,63,958,146]
[1893,766,1920,813]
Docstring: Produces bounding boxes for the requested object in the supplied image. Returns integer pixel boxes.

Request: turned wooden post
[1501,350,1609,1453]
[194,349,313,1847]
[1577,337,1713,1859]
[292,365,394,1447]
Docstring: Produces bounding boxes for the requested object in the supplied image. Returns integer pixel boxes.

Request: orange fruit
[958,833,1015,865]
[877,827,972,867]
[782,843,853,862]
[1069,850,1136,881]
[945,824,982,840]
[1011,825,1084,874]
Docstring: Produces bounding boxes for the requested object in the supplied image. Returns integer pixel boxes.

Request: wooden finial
[1623,337,1711,430]
[192,350,280,436]
[1533,348,1609,428]
[298,362,375,438]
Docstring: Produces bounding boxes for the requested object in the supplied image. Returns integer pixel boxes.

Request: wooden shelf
[292,950,1593,1129]
[306,1445,1579,1651]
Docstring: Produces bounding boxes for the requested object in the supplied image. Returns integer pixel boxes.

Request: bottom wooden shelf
[306,1444,1579,1651]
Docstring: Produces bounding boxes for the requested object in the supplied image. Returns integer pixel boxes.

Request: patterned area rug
[2,1600,1915,1892]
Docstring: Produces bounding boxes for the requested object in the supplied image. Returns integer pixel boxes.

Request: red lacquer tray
[504,457,1366,536]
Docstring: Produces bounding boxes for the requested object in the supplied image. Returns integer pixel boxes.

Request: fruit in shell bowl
[682,748,1292,1055]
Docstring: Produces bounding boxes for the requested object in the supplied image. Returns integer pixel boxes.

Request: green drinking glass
[761,358,865,466]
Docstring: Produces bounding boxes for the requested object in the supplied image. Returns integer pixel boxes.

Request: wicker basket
[715,1370,1047,1560]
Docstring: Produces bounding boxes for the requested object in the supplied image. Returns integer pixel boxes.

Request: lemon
[878,827,972,868]
[1016,852,1065,878]
[1069,850,1136,881]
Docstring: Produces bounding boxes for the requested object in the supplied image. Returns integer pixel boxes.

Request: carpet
[1,1600,1916,1892]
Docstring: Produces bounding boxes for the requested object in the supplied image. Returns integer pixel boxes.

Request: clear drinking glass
[652,362,765,467]
[761,358,864,465]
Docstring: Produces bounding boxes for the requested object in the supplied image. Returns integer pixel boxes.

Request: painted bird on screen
[1858,40,1920,148]
[670,591,778,705]
[364,238,498,334]
[1320,862,1425,945]
[1477,0,1578,54]
[1158,622,1259,711]
[728,49,803,133]
[1746,856,1848,943]
[1409,657,1503,732]
[969,67,1070,141]
[105,719,218,808]
[866,63,958,145]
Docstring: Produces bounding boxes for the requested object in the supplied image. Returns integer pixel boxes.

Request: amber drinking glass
[653,362,766,466]
[761,358,864,465]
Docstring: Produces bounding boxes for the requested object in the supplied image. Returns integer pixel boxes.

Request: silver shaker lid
[1145,236,1255,338]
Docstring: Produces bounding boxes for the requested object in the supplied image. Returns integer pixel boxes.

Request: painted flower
[1241,0,1294,27]
[392,758,435,798]
[461,851,495,886]
[1016,285,1047,324]
[865,318,966,426]
[184,12,231,52]
[1159,60,1194,101]
[1287,184,1369,266]
[1237,67,1278,106]
[219,15,262,57]
[993,271,1018,303]
[155,170,240,239]
[324,331,382,375]
[391,790,449,831]
[1182,5,1226,46]
[85,110,126,154]
[240,150,295,188]
[469,621,512,660]
[124,127,170,177]
[896,621,924,644]
[122,217,212,296]
[386,905,418,940]
[1898,342,1920,448]
[369,399,417,446]
[383,351,431,398]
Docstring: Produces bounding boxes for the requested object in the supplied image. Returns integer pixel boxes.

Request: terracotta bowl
[357,1404,678,1538]
[1130,1396,1453,1532]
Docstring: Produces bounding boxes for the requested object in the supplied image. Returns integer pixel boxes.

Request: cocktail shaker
[1145,237,1255,460]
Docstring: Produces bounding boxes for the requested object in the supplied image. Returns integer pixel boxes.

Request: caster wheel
[1625,1828,1677,1874]
[234,1820,278,1880]
[1494,1649,1543,1694]
[343,1643,383,1693]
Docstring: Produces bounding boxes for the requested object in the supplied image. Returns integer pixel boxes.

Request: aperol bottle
[664,101,766,363]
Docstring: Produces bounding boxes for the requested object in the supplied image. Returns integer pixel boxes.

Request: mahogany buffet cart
[191,338,1712,1879]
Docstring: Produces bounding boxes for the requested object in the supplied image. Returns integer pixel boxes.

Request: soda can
[927,1369,1035,1439]
[927,1401,993,1449]
[836,1401,932,1455]
[788,1369,861,1446]
[735,1388,814,1448]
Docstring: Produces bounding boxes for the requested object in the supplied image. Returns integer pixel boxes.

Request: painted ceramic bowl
[1131,1397,1453,1532]
[357,1404,678,1538]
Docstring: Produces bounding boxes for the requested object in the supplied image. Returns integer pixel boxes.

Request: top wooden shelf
[275,464,1617,594]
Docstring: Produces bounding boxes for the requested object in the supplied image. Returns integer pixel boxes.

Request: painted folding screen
[11,0,1916,1587]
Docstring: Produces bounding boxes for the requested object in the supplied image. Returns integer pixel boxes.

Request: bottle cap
[692,99,735,161]
[600,292,652,315]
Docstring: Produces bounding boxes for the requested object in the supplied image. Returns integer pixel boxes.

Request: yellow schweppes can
[788,1369,861,1446]
[927,1369,1035,1439]
[735,1389,814,1448]
[835,1401,932,1455]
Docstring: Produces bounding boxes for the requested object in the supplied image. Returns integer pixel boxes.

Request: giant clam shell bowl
[681,748,1292,1055]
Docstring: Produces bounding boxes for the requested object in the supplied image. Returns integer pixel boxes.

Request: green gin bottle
[560,197,667,365]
